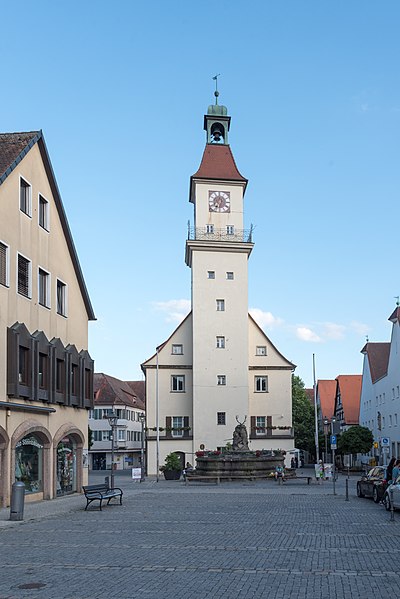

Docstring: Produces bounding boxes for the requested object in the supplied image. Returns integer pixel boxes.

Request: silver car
[383,475,400,511]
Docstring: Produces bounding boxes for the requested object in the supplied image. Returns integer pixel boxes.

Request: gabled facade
[89,373,145,470]
[0,131,95,506]
[142,97,295,474]
[333,375,362,431]
[316,380,337,431]
[359,306,400,462]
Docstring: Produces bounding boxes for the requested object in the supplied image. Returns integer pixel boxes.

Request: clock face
[208,190,230,213]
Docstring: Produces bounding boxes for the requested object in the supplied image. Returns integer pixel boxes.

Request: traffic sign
[382,447,390,453]
[330,434,337,450]
[381,437,390,447]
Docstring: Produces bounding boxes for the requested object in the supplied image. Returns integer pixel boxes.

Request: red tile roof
[389,306,400,323]
[0,131,40,180]
[190,144,248,201]
[361,342,390,383]
[336,375,362,424]
[317,380,337,421]
[305,388,314,405]
[94,373,145,410]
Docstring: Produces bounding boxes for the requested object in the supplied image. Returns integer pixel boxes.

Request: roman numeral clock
[208,190,230,213]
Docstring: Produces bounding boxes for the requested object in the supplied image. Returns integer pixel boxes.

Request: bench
[185,474,268,486]
[82,483,123,511]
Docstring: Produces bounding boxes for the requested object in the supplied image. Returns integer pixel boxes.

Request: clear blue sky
[2,1,399,387]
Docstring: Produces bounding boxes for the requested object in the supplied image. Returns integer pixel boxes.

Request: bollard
[105,476,110,489]
[345,478,349,501]
[390,488,395,522]
[10,481,25,521]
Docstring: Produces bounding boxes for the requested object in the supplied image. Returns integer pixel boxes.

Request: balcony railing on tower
[187,224,253,243]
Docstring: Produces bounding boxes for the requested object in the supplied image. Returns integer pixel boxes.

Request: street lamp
[138,412,145,482]
[323,418,329,464]
[103,410,118,489]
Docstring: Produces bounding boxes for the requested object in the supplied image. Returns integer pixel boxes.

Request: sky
[2,1,399,388]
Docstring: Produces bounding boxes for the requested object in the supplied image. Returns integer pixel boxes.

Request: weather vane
[212,73,220,104]
[395,296,400,307]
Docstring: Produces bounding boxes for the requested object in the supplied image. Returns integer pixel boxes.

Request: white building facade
[142,97,295,474]
[359,306,400,463]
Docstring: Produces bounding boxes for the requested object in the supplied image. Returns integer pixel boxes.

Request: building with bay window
[141,95,295,474]
[0,131,95,506]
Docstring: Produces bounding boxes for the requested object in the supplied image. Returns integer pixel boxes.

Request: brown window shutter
[183,416,189,438]
[250,416,256,435]
[166,416,172,438]
[267,416,272,437]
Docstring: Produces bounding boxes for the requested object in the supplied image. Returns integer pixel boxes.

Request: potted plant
[160,452,182,480]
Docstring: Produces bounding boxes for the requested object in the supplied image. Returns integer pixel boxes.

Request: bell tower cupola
[204,76,231,145]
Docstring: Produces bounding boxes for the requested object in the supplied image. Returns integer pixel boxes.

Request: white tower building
[142,94,295,474]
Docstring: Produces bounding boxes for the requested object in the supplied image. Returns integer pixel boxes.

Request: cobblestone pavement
[0,473,399,598]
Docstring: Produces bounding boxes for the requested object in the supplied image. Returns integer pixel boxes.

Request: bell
[212,126,223,142]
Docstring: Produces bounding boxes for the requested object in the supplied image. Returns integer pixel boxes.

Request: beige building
[0,131,95,506]
[142,99,295,475]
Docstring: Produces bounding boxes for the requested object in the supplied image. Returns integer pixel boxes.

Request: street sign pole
[330,435,337,496]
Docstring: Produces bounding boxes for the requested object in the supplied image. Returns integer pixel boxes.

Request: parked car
[356,466,388,503]
[383,476,400,511]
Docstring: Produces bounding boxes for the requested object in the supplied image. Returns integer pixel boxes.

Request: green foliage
[292,374,315,456]
[337,426,373,455]
[160,452,182,472]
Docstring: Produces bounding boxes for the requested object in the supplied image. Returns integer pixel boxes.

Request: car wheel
[384,494,391,511]
[357,483,364,498]
[373,487,380,503]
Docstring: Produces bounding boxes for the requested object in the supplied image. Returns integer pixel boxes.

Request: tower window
[255,376,268,392]
[208,271,215,279]
[226,225,234,235]
[216,299,225,311]
[217,412,226,425]
[217,375,226,386]
[256,346,267,356]
[226,272,234,280]
[206,224,214,234]
[20,177,32,216]
[216,336,225,349]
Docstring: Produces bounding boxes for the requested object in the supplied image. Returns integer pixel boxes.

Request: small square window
[20,177,32,216]
[217,412,226,425]
[172,344,183,355]
[255,376,268,392]
[226,225,234,235]
[217,375,226,386]
[226,272,234,280]
[39,195,49,230]
[171,375,185,392]
[17,254,31,298]
[38,268,50,308]
[208,271,215,279]
[216,336,225,349]
[206,224,214,234]
[256,346,267,356]
[0,241,9,287]
[216,299,225,311]
[56,279,67,316]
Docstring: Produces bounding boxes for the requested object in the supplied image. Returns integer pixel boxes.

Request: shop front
[15,433,44,494]
[56,436,77,496]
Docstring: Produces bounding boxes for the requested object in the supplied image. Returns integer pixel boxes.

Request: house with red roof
[359,305,400,463]
[333,375,362,430]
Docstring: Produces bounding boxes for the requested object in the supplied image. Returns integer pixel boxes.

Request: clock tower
[185,93,254,450]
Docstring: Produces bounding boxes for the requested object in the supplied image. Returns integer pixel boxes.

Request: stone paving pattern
[0,473,399,598]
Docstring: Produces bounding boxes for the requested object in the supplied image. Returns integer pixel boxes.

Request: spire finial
[395,296,400,307]
[366,335,369,343]
[212,74,220,105]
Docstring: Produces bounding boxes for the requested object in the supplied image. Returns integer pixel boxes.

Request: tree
[292,375,315,457]
[338,426,373,456]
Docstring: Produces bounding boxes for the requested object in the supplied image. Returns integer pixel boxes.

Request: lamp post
[331,416,337,495]
[103,410,118,489]
[138,412,145,482]
[323,418,329,464]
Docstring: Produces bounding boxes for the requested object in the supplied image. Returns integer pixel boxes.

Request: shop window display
[57,437,76,496]
[15,434,43,493]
